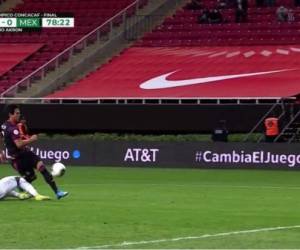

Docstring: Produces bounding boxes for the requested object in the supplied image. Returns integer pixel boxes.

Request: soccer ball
[51,162,66,177]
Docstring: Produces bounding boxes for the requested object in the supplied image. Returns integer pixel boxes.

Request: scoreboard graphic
[0,13,74,32]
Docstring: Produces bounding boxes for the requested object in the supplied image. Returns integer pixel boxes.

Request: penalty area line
[77,225,300,249]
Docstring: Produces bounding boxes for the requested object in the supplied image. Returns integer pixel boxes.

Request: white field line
[64,183,300,190]
[77,225,300,249]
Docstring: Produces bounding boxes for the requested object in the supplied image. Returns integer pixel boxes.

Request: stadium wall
[0,103,283,133]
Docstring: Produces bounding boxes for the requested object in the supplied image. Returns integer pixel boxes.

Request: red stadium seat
[0,0,146,94]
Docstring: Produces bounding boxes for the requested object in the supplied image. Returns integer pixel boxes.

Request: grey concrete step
[14,0,189,99]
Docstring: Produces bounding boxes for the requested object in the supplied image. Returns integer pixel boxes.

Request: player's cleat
[56,190,69,200]
[35,194,51,201]
[19,192,31,200]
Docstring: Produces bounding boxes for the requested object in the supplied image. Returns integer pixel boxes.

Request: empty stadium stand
[0,0,149,96]
[3,0,300,102]
[0,43,43,77]
[45,0,300,101]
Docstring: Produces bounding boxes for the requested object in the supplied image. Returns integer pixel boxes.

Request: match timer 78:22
[42,17,74,28]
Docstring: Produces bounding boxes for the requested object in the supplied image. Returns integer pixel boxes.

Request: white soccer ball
[51,162,66,177]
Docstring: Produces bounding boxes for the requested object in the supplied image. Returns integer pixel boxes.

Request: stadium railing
[0,97,287,105]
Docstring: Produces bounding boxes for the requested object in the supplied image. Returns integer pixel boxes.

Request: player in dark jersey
[0,104,68,199]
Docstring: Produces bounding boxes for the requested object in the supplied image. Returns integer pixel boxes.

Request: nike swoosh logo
[140,69,294,89]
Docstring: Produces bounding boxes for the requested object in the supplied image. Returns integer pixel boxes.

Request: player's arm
[14,134,38,148]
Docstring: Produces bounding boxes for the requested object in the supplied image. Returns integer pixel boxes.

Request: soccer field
[1,166,300,249]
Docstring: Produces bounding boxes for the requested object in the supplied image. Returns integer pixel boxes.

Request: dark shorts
[11,151,41,180]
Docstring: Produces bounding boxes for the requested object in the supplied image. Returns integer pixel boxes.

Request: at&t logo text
[124,148,159,162]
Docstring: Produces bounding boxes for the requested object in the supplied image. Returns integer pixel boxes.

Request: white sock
[19,178,38,197]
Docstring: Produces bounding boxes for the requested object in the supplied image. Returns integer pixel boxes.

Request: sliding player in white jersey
[0,176,50,201]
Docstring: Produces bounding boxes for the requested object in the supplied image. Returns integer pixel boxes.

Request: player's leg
[18,177,50,200]
[10,159,35,198]
[0,176,31,200]
[19,151,68,199]
[11,159,37,183]
[36,161,58,192]
[19,151,56,191]
[23,167,37,183]
[36,161,68,199]
[15,152,52,199]
[7,190,23,199]
[5,177,50,200]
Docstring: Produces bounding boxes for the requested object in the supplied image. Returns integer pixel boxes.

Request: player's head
[7,104,21,123]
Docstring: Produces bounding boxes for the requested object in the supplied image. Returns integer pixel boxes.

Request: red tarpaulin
[49,46,300,98]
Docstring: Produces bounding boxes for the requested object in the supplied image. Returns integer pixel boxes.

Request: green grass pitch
[1,165,300,249]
